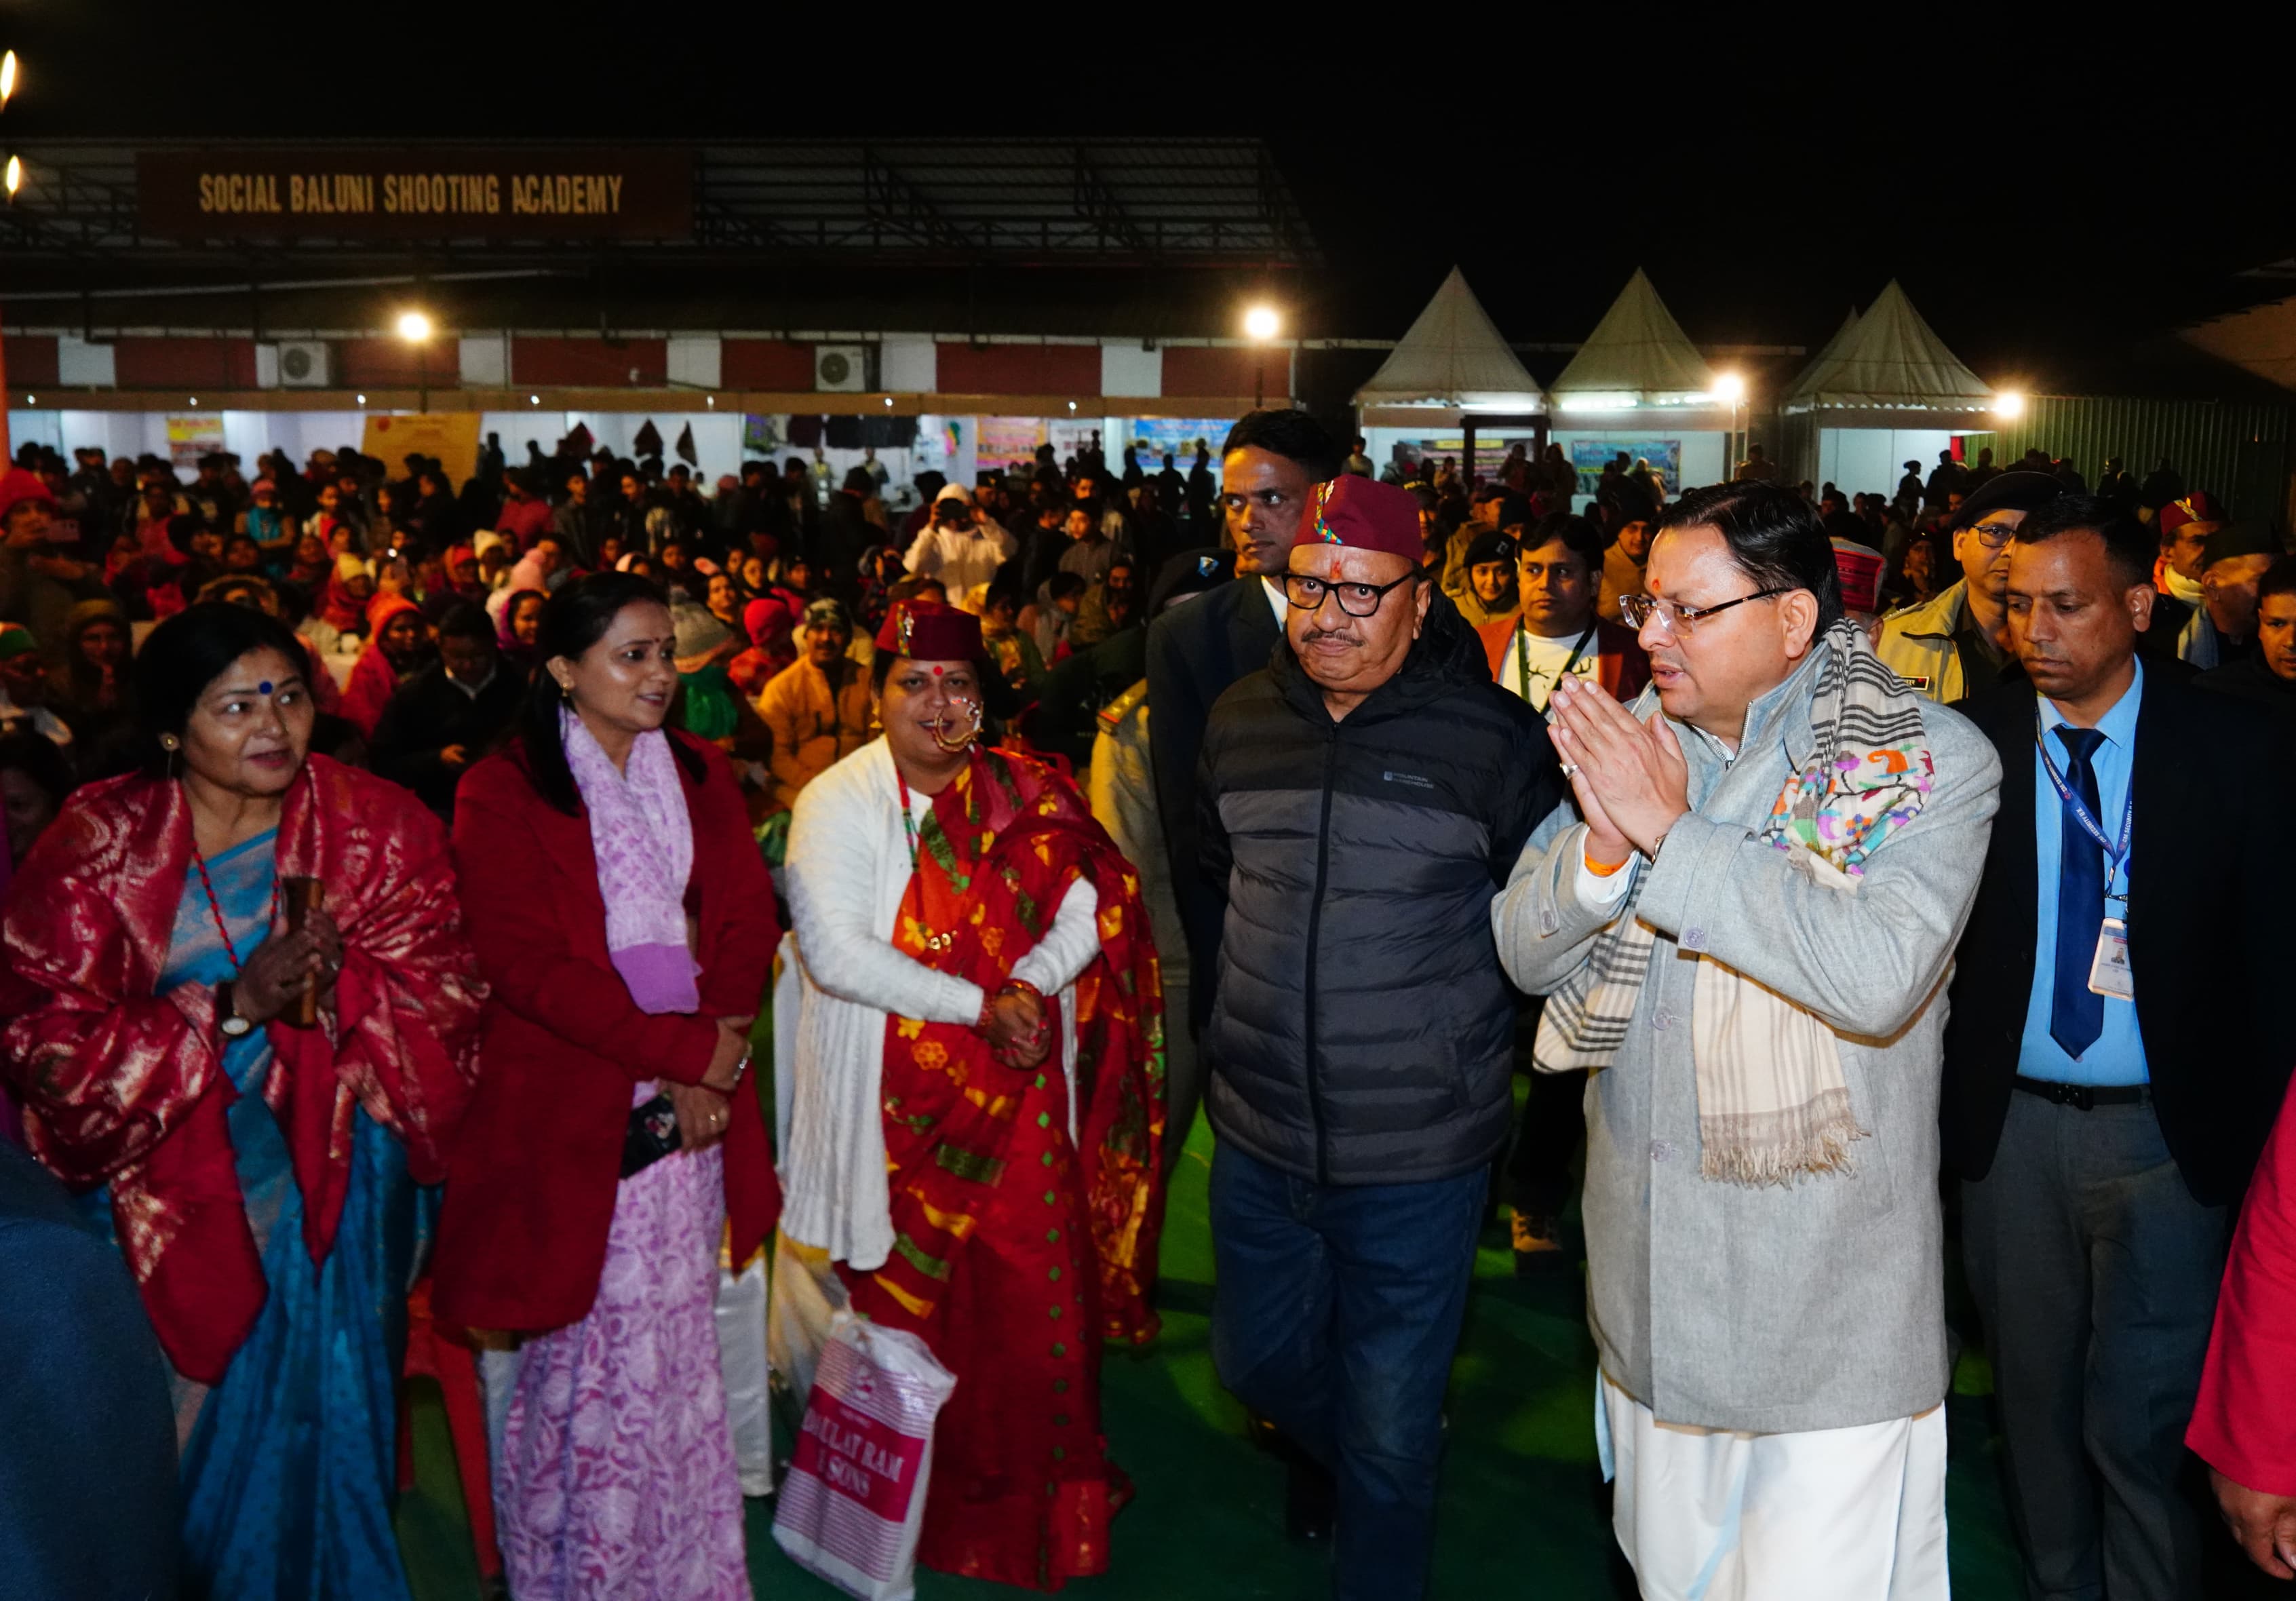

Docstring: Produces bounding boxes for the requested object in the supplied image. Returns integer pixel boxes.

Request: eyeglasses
[1279,570,1422,618]
[1619,587,1791,638]
[1965,522,2017,550]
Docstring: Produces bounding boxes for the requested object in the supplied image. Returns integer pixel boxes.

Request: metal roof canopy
[0,138,1319,272]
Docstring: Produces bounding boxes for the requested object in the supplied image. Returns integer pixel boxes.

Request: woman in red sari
[781,600,1167,1590]
[0,601,484,1599]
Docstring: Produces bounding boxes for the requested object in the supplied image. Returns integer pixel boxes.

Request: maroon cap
[2158,491,2226,535]
[1291,476,1426,566]
[1829,537,1884,615]
[876,599,984,662]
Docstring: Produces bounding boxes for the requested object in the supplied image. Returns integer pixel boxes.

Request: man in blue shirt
[1944,495,2296,1598]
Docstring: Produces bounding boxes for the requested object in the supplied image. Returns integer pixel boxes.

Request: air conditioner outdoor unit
[814,343,867,393]
[277,340,331,388]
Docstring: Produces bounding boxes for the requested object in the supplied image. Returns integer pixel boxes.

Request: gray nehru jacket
[1493,651,2002,1434]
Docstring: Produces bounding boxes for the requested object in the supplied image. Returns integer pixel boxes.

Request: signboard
[1392,435,1532,484]
[1568,438,1682,496]
[137,147,693,241]
[362,413,484,495]
[165,412,227,471]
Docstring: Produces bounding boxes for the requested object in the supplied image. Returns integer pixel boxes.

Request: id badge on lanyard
[2036,712,2135,1001]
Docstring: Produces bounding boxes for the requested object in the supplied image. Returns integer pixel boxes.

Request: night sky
[6,11,2292,387]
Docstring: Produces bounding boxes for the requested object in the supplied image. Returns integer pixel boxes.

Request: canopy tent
[1548,268,1717,408]
[1783,281,1994,417]
[1794,308,1864,392]
[1354,267,1547,422]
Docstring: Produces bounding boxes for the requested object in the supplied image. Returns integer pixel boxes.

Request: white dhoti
[1598,1372,1948,1601]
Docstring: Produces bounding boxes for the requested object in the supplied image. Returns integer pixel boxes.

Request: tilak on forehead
[1289,475,1428,566]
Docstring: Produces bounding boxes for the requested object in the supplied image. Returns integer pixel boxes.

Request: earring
[558,681,573,706]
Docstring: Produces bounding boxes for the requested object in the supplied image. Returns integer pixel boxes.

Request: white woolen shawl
[779,737,1099,1270]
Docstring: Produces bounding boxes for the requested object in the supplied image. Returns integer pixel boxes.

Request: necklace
[1515,619,1599,705]
[895,768,955,953]
[189,838,282,976]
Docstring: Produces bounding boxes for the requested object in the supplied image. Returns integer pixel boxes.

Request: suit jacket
[432,733,781,1334]
[1943,669,2296,1204]
[0,1142,180,1601]
[1146,576,1283,1030]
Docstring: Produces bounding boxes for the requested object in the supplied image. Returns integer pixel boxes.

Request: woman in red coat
[432,571,780,1601]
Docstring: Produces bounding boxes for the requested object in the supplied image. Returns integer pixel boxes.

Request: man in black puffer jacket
[1198,475,1562,1601]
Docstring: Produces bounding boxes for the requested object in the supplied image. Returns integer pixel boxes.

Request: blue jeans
[1209,1140,1488,1601]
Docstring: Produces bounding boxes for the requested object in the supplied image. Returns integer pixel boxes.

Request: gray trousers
[1962,1090,2229,1601]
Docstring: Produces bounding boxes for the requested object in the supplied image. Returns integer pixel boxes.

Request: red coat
[2188,1070,2296,1495]
[1475,615,1652,701]
[431,730,781,1335]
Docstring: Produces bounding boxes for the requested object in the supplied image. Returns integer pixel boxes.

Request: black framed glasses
[1279,569,1422,618]
[1619,587,1792,639]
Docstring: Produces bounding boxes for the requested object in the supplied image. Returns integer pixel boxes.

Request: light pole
[1244,305,1280,410]
[1,49,20,464]
[397,309,435,412]
[1713,371,1746,475]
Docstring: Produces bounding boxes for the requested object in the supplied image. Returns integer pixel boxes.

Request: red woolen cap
[1291,476,1426,566]
[876,599,984,662]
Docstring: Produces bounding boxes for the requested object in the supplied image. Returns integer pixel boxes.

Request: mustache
[1298,625,1362,647]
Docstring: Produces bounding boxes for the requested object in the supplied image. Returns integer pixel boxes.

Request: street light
[1,52,18,110]
[397,309,435,411]
[1244,305,1280,408]
[3,155,17,201]
[1992,389,2026,420]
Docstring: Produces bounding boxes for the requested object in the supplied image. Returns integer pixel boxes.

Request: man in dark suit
[0,1140,180,1600]
[1146,408,1340,1038]
[1944,495,2296,1600]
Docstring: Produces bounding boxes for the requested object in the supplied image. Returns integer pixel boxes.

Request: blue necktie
[2050,726,2107,1058]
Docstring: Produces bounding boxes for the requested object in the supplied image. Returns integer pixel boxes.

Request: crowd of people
[1,401,2295,1601]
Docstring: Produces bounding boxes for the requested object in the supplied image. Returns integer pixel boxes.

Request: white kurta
[779,737,1098,1271]
[1599,1373,1947,1601]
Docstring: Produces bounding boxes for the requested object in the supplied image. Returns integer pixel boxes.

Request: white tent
[1783,281,1993,415]
[1354,267,1546,419]
[1790,308,1863,399]
[1549,268,1715,406]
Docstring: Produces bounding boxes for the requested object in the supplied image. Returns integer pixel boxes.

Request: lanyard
[1515,621,1597,702]
[2035,712,2133,899]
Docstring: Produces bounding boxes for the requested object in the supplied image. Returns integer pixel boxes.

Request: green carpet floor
[397,1106,2034,1600]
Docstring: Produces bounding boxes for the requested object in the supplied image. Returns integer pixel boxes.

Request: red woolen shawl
[0,756,486,1382]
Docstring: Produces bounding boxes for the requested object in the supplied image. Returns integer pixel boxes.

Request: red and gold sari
[842,744,1165,1591]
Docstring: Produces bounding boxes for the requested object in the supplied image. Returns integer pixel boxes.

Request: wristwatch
[216,980,254,1039]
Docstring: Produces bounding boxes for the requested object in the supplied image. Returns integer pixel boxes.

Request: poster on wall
[362,412,484,491]
[165,412,227,471]
[978,416,1047,469]
[1122,417,1232,469]
[1567,438,1681,495]
[1391,436,1528,484]
[742,414,786,457]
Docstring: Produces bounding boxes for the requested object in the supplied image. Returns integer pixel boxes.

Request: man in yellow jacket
[756,598,873,811]
[1876,471,2061,702]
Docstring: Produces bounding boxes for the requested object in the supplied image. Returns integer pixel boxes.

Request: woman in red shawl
[339,590,433,739]
[0,601,484,1600]
[728,594,796,696]
[781,600,1166,1589]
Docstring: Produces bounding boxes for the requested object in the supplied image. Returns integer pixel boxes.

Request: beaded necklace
[189,838,282,976]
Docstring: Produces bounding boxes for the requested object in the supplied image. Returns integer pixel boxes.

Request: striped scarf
[1533,620,1934,1186]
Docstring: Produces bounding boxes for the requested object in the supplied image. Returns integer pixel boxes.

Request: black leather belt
[2014,1075,2148,1111]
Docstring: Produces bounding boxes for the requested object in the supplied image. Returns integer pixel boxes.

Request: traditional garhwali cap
[1292,476,1426,566]
[2158,491,2227,536]
[876,598,984,661]
[1829,537,1885,615]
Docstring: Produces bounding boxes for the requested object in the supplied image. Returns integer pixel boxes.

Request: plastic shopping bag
[713,1252,774,1497]
[771,1309,956,1601]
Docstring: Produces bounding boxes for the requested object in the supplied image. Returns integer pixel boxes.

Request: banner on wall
[977,416,1047,469]
[165,412,228,471]
[362,412,484,490]
[1567,438,1681,495]
[1121,417,1232,468]
[742,414,786,457]
[1391,435,1528,484]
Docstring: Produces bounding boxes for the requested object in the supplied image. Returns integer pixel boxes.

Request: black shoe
[1285,1454,1336,1544]
[1512,1209,1569,1274]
